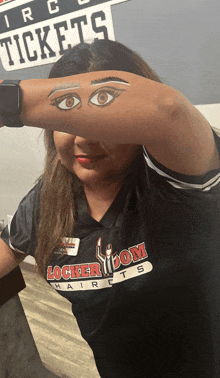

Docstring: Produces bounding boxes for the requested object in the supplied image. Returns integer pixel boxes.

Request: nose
[74,136,99,147]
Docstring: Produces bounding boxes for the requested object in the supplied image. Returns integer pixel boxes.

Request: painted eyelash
[90,86,125,97]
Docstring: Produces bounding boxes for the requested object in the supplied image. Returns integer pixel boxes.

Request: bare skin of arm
[0,70,219,175]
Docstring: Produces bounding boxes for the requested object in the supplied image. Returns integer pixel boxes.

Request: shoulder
[1,179,42,255]
[18,178,43,206]
[11,179,42,226]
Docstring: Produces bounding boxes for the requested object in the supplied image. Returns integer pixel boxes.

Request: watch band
[1,113,24,128]
[0,80,24,128]
[2,79,21,85]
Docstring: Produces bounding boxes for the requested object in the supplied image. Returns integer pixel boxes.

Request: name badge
[61,237,80,256]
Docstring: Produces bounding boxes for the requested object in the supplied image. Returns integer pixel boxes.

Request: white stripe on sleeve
[8,214,26,254]
[143,147,220,191]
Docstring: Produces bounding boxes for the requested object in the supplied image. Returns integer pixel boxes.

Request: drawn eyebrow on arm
[48,83,81,98]
[91,77,131,86]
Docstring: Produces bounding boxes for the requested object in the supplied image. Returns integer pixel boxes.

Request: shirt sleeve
[0,180,42,257]
[143,129,220,192]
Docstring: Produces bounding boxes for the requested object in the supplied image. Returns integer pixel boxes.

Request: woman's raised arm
[1,70,219,175]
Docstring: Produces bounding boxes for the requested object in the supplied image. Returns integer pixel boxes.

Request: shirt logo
[61,237,80,256]
[48,238,153,292]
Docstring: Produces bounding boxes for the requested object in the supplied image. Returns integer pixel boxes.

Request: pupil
[98,92,108,104]
[66,98,74,107]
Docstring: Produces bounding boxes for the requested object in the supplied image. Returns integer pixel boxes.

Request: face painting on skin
[49,77,130,111]
[50,75,138,188]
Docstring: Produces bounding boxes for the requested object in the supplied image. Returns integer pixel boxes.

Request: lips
[75,155,106,164]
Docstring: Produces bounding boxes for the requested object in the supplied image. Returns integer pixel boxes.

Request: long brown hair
[35,39,163,276]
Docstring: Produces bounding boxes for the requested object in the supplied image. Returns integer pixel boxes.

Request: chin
[70,160,128,186]
[73,168,104,184]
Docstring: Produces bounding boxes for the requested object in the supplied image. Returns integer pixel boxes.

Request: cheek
[103,146,140,175]
[112,146,140,165]
[53,132,75,156]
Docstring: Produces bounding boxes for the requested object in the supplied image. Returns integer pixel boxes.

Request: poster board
[0,0,128,71]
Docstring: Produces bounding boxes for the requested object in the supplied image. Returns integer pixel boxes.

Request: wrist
[0,80,24,128]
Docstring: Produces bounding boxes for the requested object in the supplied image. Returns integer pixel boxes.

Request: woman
[1,40,220,377]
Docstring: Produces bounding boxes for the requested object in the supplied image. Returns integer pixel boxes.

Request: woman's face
[53,132,140,186]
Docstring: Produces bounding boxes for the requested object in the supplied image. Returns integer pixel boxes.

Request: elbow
[159,89,188,123]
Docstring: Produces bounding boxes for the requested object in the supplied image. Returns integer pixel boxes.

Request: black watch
[0,80,24,127]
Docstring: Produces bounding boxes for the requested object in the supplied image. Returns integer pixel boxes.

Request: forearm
[18,71,175,144]
[1,71,216,174]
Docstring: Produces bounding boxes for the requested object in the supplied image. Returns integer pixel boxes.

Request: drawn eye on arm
[89,87,125,107]
[50,93,81,110]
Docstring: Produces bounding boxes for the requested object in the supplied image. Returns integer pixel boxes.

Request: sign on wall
[0,0,128,71]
